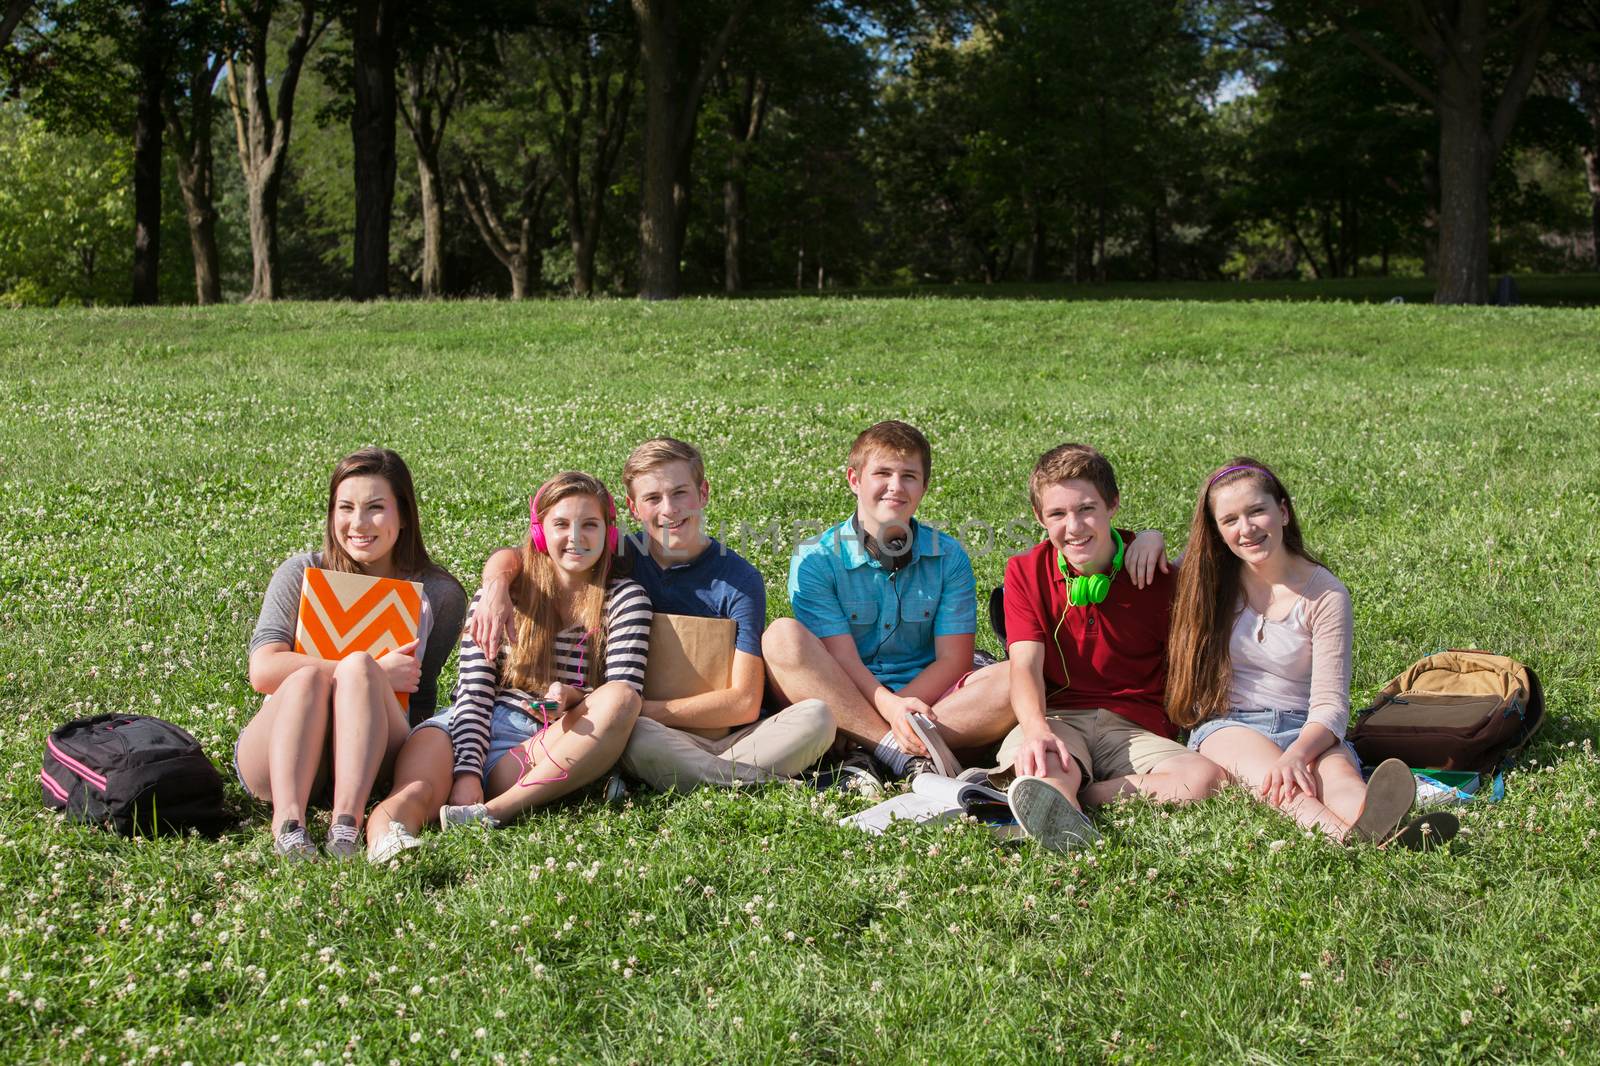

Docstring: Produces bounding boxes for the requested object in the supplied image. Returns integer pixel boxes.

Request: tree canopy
[1,0,1595,305]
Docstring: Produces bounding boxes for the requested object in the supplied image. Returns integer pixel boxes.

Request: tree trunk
[634,0,682,300]
[722,176,743,294]
[350,0,397,300]
[400,49,461,300]
[168,56,224,306]
[1434,65,1491,305]
[130,6,164,306]
[1343,0,1550,304]
[228,0,322,302]
[1147,205,1161,281]
[631,0,748,300]
[0,0,31,51]
[416,146,445,297]
[173,154,221,305]
[1580,67,1600,270]
[571,222,597,297]
[246,176,281,299]
[457,157,550,300]
[1026,200,1045,281]
[509,253,530,299]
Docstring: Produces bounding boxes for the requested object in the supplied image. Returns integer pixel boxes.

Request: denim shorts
[1187,708,1362,768]
[416,702,550,785]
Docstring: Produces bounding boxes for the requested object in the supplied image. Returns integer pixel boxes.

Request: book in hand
[642,613,737,740]
[293,567,425,710]
[839,773,1023,840]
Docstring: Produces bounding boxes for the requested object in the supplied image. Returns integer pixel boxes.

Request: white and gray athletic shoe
[368,821,424,864]
[273,820,318,861]
[438,803,501,831]
[1007,776,1101,853]
[324,815,362,859]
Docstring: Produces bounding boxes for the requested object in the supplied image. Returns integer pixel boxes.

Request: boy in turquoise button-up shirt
[764,421,1017,783]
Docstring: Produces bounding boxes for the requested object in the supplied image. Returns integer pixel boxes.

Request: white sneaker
[368,821,423,865]
[438,803,501,831]
[1007,776,1100,853]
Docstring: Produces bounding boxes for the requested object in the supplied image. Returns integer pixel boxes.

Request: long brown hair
[1166,457,1322,729]
[501,471,617,693]
[321,447,433,577]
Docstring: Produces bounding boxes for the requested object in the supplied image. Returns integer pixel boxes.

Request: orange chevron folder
[293,568,425,710]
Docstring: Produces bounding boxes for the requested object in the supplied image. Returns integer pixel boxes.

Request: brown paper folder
[642,613,736,701]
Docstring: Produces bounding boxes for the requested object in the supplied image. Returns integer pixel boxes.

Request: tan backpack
[1348,651,1544,774]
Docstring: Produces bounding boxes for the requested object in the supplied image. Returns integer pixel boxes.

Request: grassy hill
[1,297,1596,1063]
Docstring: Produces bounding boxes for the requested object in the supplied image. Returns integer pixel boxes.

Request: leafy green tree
[0,102,129,304]
[223,0,328,301]
[1303,0,1554,303]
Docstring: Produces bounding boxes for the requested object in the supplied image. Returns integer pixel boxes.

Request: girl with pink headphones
[1164,458,1455,849]
[365,472,652,860]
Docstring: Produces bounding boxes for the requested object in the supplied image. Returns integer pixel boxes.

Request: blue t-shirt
[621,535,766,656]
[787,517,976,690]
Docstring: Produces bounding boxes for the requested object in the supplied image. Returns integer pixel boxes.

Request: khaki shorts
[994,708,1190,783]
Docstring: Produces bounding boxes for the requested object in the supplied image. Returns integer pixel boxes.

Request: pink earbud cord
[511,627,597,789]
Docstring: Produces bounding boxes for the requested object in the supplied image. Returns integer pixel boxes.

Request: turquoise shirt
[787,517,977,690]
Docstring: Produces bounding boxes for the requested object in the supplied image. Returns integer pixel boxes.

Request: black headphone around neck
[853,515,914,572]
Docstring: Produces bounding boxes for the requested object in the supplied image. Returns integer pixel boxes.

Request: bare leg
[235,664,333,837]
[1196,727,1349,839]
[1314,747,1368,827]
[927,661,1016,748]
[367,726,453,853]
[481,682,640,821]
[1081,752,1227,810]
[762,619,890,747]
[1031,745,1086,810]
[328,653,406,829]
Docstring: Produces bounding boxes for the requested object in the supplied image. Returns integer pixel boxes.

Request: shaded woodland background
[1,0,1597,306]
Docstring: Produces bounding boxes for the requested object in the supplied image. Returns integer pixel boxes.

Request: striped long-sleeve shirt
[447,578,652,778]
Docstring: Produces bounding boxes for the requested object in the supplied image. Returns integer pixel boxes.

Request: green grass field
[1,297,1598,1064]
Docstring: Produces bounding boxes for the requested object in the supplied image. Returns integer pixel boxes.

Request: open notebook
[840,774,1022,839]
[293,567,425,710]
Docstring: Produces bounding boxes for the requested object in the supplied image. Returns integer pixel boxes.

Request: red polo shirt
[1002,532,1176,738]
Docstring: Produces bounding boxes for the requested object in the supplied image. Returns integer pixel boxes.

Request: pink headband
[1207,464,1269,487]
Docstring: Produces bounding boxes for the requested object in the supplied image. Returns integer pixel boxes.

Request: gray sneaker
[897,755,938,783]
[438,803,501,831]
[1007,776,1100,853]
[833,747,885,797]
[324,815,362,859]
[273,820,318,861]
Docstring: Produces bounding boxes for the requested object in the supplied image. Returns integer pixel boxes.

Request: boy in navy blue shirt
[472,439,835,790]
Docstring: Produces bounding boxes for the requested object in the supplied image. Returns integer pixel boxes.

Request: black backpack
[40,714,231,837]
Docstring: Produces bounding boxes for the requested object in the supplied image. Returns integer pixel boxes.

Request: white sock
[874,732,912,776]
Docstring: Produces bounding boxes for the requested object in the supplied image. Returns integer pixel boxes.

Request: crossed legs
[761,618,1014,754]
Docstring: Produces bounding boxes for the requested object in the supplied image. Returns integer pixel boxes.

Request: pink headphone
[529,478,619,556]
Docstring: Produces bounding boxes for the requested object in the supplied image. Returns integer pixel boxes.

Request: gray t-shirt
[250,552,467,721]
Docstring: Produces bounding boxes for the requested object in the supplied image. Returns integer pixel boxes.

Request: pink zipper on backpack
[38,769,70,802]
[46,738,108,790]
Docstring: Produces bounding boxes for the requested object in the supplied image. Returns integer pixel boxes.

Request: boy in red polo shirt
[999,443,1226,852]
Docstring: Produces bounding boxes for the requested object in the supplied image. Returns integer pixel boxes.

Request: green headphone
[1057,527,1125,606]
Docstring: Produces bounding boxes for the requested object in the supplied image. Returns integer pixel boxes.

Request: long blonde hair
[501,472,617,692]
